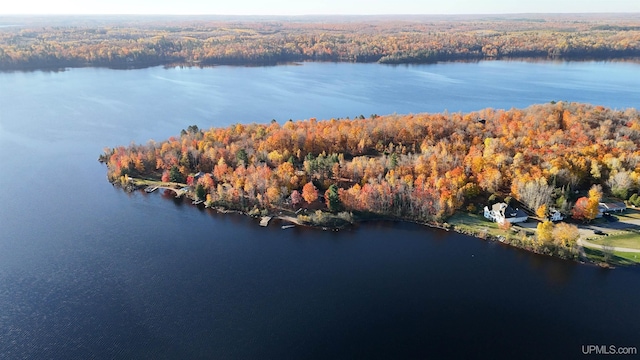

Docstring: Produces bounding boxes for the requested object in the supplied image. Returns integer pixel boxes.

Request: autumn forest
[1,14,639,70]
[103,103,640,237]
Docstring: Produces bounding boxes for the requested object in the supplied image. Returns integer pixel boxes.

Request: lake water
[1,61,639,359]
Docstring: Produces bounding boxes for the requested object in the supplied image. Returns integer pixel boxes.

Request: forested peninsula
[1,14,640,70]
[102,102,640,264]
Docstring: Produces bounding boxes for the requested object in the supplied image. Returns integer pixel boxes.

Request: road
[575,212,640,253]
[515,210,640,254]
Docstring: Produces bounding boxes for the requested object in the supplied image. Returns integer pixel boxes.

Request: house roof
[492,203,507,212]
[599,201,626,210]
[505,206,527,219]
[490,202,527,219]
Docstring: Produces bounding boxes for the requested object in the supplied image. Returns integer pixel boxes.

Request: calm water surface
[1,61,639,359]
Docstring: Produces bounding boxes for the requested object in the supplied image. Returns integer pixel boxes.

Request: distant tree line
[1,16,639,70]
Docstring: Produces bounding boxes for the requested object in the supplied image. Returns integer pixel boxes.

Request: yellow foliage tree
[267,150,284,165]
[588,184,603,203]
[586,184,603,220]
[266,186,281,204]
[536,220,554,244]
[536,204,547,219]
[552,223,580,247]
[276,162,294,183]
[585,198,600,221]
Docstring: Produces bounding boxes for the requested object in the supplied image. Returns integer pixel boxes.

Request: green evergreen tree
[390,153,398,169]
[325,184,343,212]
[195,184,206,200]
[236,149,249,166]
[169,165,185,183]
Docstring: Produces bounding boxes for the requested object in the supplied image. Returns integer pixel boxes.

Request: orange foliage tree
[302,182,318,204]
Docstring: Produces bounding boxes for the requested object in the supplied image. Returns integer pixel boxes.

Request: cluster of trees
[534,220,580,258]
[572,185,603,222]
[103,102,640,225]
[2,15,640,70]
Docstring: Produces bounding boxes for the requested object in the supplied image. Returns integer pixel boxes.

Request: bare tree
[607,171,633,199]
[517,177,554,211]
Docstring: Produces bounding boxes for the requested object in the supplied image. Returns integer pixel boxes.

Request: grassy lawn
[447,212,506,238]
[587,230,640,249]
[132,178,162,186]
[131,177,187,188]
[614,251,640,264]
[583,247,640,266]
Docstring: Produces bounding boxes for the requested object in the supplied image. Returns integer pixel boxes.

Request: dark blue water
[1,61,639,359]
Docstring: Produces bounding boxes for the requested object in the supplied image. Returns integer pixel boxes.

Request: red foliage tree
[572,196,599,222]
[161,170,170,183]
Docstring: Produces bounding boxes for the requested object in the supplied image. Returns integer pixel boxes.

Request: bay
[0,61,639,359]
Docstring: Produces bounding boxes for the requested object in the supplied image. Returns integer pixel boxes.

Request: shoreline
[3,55,640,73]
[120,180,623,268]
[212,197,616,268]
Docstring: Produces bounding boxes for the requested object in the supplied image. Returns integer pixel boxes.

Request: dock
[259,216,272,227]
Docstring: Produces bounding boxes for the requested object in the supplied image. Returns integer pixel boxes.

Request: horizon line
[2,12,639,16]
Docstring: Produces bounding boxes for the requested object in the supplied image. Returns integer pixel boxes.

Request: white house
[484,203,528,224]
[549,209,564,222]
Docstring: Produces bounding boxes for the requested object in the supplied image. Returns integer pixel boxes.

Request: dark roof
[600,201,626,210]
[504,206,527,219]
